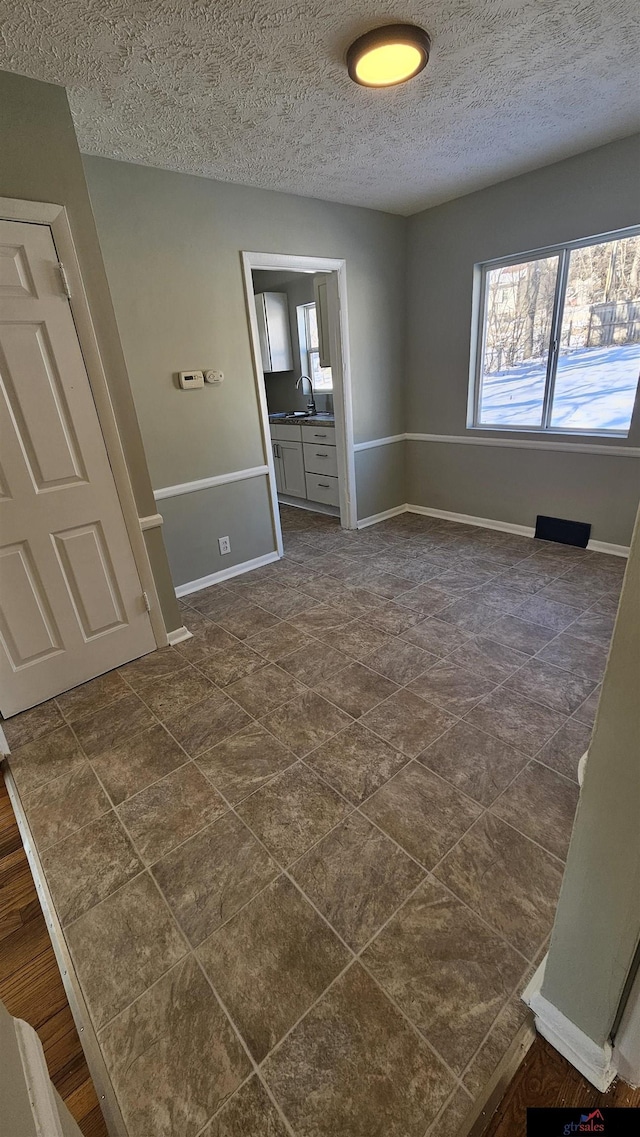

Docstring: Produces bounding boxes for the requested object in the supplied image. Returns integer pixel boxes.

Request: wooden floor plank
[0,774,108,1137]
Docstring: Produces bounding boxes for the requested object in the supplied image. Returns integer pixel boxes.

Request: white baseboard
[405,504,629,557]
[278,494,339,517]
[357,504,408,529]
[167,625,193,645]
[523,956,617,1091]
[175,551,280,598]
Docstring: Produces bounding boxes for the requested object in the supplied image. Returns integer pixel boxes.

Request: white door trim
[0,197,168,648]
[240,251,357,558]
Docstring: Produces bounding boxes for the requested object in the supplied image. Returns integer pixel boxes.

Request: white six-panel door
[0,218,156,716]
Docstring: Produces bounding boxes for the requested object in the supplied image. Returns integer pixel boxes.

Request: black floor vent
[534,514,591,548]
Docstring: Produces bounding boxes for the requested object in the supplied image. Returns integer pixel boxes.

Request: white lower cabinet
[272,440,306,498]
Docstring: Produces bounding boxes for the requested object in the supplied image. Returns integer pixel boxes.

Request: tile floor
[2,505,625,1137]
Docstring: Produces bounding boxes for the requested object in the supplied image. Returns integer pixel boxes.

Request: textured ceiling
[1,1,638,214]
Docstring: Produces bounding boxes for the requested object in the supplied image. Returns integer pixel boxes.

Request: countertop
[268,413,335,427]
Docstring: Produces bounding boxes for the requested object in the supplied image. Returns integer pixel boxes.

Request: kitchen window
[470,229,640,435]
[298,302,333,391]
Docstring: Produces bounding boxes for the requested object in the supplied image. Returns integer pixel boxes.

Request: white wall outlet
[218,536,231,555]
[204,369,224,385]
[178,370,204,389]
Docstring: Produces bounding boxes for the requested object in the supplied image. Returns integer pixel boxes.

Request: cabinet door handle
[318,482,330,488]
[313,433,327,438]
[315,452,328,458]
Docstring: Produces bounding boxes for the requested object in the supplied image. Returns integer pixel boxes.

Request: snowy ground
[479,343,640,431]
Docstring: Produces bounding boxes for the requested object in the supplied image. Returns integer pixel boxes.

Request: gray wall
[84,156,407,583]
[541,504,640,1045]
[0,71,181,632]
[405,134,640,545]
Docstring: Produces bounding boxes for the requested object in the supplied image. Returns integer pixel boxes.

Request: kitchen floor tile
[1,698,64,749]
[316,619,391,662]
[134,666,215,720]
[364,636,436,684]
[537,632,609,680]
[491,761,580,860]
[118,647,185,689]
[465,688,566,757]
[263,963,454,1137]
[360,689,456,758]
[24,764,110,850]
[402,616,471,657]
[363,878,524,1073]
[56,669,128,723]
[361,761,482,868]
[165,691,251,757]
[237,762,350,865]
[66,872,186,1029]
[198,875,349,1060]
[41,812,142,925]
[247,621,316,662]
[201,1078,289,1137]
[435,813,563,957]
[512,595,582,632]
[407,659,498,716]
[99,956,250,1137]
[305,722,408,805]
[260,691,352,758]
[225,664,306,717]
[278,638,349,684]
[116,762,227,864]
[314,660,398,718]
[197,721,294,804]
[72,693,156,760]
[91,724,188,805]
[290,812,424,950]
[489,616,556,656]
[537,718,591,781]
[8,724,85,796]
[151,812,277,945]
[419,721,527,806]
[572,684,601,727]
[445,636,529,683]
[218,604,282,640]
[197,640,269,687]
[504,658,596,715]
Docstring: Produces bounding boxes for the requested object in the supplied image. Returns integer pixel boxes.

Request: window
[471,230,640,435]
[297,302,333,391]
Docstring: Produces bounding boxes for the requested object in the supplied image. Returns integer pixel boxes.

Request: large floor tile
[419,721,527,806]
[8,724,85,796]
[41,812,142,925]
[237,763,350,865]
[463,994,531,1097]
[363,879,524,1073]
[407,659,497,716]
[425,1087,474,1137]
[117,762,227,864]
[263,963,454,1137]
[24,764,110,850]
[316,618,391,662]
[305,722,408,805]
[260,691,352,758]
[197,640,269,687]
[67,872,186,1029]
[314,660,398,718]
[402,616,471,657]
[435,813,563,957]
[445,636,529,683]
[290,812,424,950]
[56,669,128,723]
[72,692,156,760]
[91,724,189,805]
[465,688,566,756]
[1,698,63,749]
[198,876,349,1060]
[152,813,277,945]
[572,684,601,727]
[537,718,591,781]
[489,615,556,655]
[119,647,185,689]
[197,722,294,804]
[491,761,580,860]
[537,632,609,681]
[396,582,452,617]
[437,596,506,635]
[363,636,436,684]
[367,602,424,636]
[218,604,282,640]
[202,1078,289,1137]
[225,664,306,717]
[134,665,215,720]
[278,638,349,684]
[247,621,316,662]
[504,658,595,715]
[511,594,582,632]
[361,762,482,868]
[99,956,250,1137]
[165,691,251,757]
[360,689,456,758]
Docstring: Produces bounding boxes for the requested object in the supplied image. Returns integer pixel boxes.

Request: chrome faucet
[296,374,316,415]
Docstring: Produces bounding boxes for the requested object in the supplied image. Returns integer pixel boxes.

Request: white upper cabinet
[313,274,332,368]
[254,292,293,372]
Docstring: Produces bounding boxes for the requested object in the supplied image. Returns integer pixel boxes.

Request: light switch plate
[178,370,204,389]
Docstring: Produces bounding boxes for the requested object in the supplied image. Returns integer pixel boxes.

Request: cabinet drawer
[305,472,339,506]
[303,442,338,478]
[301,424,335,444]
[270,423,302,442]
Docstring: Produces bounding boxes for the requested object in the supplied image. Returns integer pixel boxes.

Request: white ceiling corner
[0,0,638,214]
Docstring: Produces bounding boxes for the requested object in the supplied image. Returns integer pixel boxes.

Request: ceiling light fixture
[347,24,431,88]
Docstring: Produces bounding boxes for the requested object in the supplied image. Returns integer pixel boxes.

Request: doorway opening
[241,252,357,559]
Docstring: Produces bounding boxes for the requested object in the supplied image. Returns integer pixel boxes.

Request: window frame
[297,301,333,392]
[469,225,640,438]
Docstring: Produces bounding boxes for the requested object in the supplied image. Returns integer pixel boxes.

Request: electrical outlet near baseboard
[218,536,231,555]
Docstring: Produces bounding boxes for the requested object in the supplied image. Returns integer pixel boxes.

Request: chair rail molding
[154,465,269,501]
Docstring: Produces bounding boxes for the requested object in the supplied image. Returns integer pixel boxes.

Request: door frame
[241,251,357,557]
[0,197,167,649]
